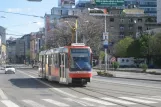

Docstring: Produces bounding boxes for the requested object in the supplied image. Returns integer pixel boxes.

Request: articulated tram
[38,43,92,85]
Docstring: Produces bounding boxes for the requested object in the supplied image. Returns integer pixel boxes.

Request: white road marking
[101,97,136,105]
[1,100,19,107]
[42,99,69,107]
[152,96,161,99]
[23,99,46,107]
[119,97,157,104]
[82,97,116,106]
[139,97,161,101]
[18,70,77,98]
[93,78,161,89]
[64,98,94,106]
[0,89,8,100]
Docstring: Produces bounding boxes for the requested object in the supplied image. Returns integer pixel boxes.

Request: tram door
[59,53,67,83]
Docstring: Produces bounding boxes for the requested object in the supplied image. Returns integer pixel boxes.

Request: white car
[5,66,16,74]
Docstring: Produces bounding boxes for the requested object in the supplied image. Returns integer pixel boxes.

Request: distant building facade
[157,0,161,23]
[30,29,44,62]
[6,40,16,63]
[89,8,161,54]
[0,26,6,64]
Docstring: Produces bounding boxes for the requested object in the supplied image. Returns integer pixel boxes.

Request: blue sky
[0,0,59,39]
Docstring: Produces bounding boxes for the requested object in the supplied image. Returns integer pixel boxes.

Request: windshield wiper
[74,61,82,70]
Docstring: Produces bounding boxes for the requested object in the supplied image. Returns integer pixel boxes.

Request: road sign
[111,57,116,62]
[103,32,109,40]
[103,40,108,49]
[95,0,124,7]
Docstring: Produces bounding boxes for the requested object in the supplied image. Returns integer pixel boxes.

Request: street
[0,67,161,107]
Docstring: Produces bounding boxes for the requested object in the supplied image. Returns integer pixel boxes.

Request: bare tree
[46,10,104,56]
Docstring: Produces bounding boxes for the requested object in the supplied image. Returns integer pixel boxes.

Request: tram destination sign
[95,0,124,6]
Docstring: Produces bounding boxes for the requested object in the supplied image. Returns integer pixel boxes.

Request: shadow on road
[9,78,51,88]
[9,78,83,88]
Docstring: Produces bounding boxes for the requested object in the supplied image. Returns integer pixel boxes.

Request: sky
[0,0,59,39]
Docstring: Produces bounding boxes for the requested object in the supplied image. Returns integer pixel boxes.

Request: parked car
[5,66,16,74]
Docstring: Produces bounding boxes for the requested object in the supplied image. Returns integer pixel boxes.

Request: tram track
[69,86,157,107]
[18,69,159,107]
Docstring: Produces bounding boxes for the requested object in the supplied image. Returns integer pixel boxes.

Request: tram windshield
[70,48,91,71]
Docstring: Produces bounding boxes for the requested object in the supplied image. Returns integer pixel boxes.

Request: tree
[46,10,104,56]
[127,39,141,57]
[149,33,161,67]
[113,37,134,57]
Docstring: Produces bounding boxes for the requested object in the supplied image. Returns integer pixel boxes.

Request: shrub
[140,63,148,72]
[104,72,114,77]
[112,62,120,70]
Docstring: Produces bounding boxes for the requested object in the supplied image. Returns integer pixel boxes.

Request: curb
[95,75,161,82]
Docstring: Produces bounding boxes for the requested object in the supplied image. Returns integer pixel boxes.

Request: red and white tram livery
[38,43,92,85]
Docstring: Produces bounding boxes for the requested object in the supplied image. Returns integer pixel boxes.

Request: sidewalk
[93,69,161,81]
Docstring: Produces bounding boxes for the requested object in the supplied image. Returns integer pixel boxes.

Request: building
[6,40,16,63]
[75,0,93,8]
[139,0,157,16]
[75,0,157,16]
[157,0,161,23]
[15,38,25,63]
[89,8,161,53]
[44,6,81,46]
[124,0,157,16]
[0,26,6,64]
[30,29,44,62]
[23,34,31,63]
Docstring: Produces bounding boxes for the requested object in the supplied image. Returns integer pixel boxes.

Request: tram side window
[53,54,56,65]
[54,53,59,67]
[51,55,53,65]
[41,55,44,65]
[48,55,51,65]
[46,55,48,64]
[43,55,45,65]
[65,54,68,68]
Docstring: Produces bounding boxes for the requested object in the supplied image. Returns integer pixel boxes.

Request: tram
[38,43,92,85]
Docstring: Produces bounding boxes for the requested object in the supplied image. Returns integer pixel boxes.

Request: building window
[110,18,114,22]
[119,32,124,38]
[138,26,142,31]
[120,24,124,30]
[60,10,62,15]
[129,25,133,30]
[129,18,133,23]
[73,11,74,15]
[120,18,124,22]
[138,18,142,22]
[110,26,114,29]
[129,32,133,36]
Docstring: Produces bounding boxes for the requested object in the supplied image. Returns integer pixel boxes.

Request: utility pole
[103,9,108,73]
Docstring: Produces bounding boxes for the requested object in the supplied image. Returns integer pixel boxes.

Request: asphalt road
[0,67,161,107]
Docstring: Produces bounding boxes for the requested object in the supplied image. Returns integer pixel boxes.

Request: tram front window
[70,49,91,71]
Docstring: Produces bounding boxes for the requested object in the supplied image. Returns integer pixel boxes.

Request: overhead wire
[0,10,44,18]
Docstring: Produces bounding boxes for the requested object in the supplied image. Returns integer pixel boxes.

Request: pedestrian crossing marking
[1,100,19,107]
[42,99,69,106]
[64,98,95,106]
[1,95,161,107]
[23,99,46,107]
[82,97,116,106]
[101,97,136,105]
[119,97,157,104]
[0,89,8,100]
[139,97,161,101]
